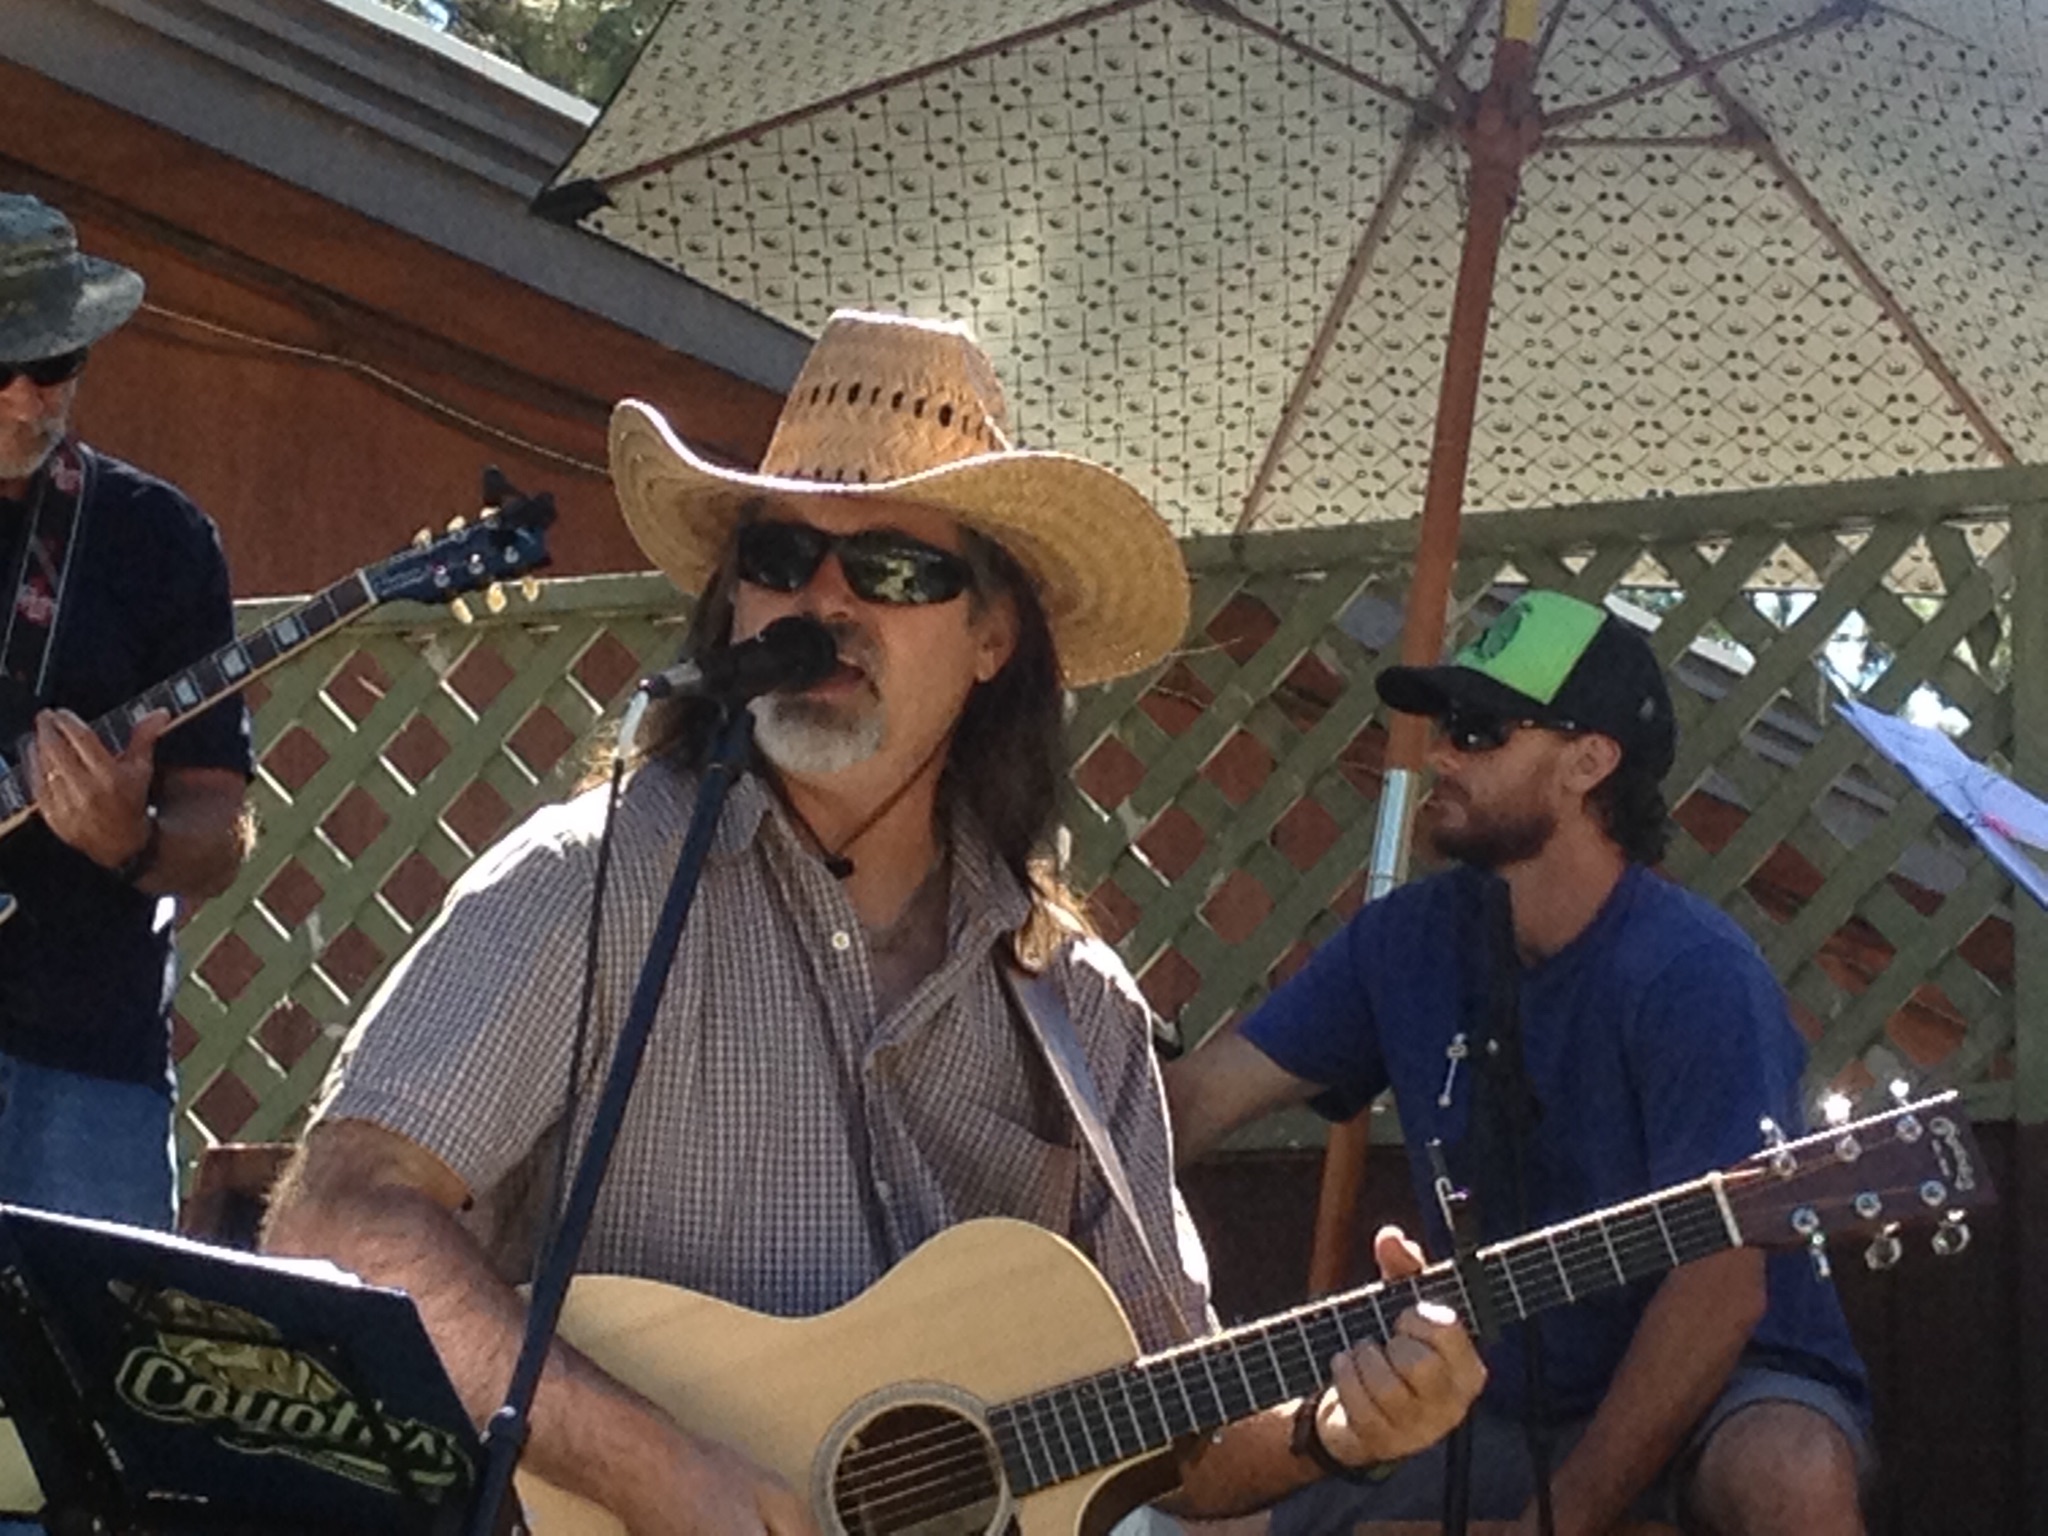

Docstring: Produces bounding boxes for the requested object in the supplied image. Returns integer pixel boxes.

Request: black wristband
[112,803,161,886]
[1289,1391,1400,1485]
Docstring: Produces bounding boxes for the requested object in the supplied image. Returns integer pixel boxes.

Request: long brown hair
[617,513,1087,968]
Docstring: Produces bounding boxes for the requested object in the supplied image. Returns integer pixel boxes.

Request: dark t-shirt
[0,446,252,1086]
[1242,862,1868,1422]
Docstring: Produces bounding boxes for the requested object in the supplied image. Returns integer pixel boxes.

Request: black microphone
[637,616,839,702]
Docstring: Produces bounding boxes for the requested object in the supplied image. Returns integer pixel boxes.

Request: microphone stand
[464,703,756,1536]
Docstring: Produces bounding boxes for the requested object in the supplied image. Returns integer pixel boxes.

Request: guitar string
[0,591,340,804]
[825,1202,1736,1512]
[827,1201,1737,1506]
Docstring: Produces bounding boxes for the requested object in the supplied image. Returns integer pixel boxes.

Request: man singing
[265,311,1484,1535]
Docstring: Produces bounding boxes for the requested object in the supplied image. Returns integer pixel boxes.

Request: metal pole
[2008,505,2048,1532]
[1306,0,1543,1295]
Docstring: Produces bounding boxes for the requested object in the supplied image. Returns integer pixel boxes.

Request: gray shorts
[1267,1362,1873,1535]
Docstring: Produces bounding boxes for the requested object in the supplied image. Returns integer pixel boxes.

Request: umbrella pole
[1306,0,1542,1295]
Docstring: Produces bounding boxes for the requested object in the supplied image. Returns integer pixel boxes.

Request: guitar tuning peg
[449,596,474,625]
[485,583,508,615]
[520,575,541,602]
[1864,1226,1903,1272]
[446,515,468,533]
[1932,1214,1972,1259]
[1822,1093,1853,1128]
[1889,1078,1913,1106]
[1760,1117,1796,1178]
[412,528,433,549]
[1806,1231,1832,1282]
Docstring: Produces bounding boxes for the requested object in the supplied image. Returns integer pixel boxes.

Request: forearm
[1530,1249,1765,1536]
[134,784,250,899]
[263,1173,689,1527]
[1161,1405,1321,1518]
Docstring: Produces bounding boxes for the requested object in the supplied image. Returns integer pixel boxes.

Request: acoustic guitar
[0,476,555,926]
[516,1091,1988,1536]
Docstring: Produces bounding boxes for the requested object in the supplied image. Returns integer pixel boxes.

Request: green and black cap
[1377,591,1676,778]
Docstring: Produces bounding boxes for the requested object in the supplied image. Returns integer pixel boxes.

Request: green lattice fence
[170,465,2048,1169]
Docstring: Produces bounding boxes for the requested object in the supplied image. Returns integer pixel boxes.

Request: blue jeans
[0,1051,176,1228]
[0,1051,176,1532]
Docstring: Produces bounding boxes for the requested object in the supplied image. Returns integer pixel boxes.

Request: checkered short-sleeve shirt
[312,765,1211,1351]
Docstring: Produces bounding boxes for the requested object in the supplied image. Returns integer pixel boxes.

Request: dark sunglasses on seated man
[0,349,89,390]
[1438,706,1583,755]
[736,520,976,607]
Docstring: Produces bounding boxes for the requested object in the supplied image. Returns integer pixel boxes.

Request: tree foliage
[377,0,668,104]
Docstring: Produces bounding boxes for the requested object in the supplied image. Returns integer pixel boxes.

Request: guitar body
[516,1218,1152,1536]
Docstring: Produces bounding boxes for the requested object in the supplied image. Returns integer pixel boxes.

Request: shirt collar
[693,766,1034,934]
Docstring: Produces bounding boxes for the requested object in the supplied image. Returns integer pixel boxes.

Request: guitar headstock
[1722,1088,1992,1278]
[367,472,557,613]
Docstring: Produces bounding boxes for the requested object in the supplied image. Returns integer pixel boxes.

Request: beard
[1426,789,1556,870]
[747,619,885,777]
[750,691,885,776]
[0,414,66,484]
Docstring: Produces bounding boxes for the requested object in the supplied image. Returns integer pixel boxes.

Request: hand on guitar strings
[655,1434,819,1536]
[1310,1225,1490,1469]
[32,706,169,872]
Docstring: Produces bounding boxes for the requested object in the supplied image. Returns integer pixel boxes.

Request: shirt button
[831,930,852,952]
[874,1179,893,1202]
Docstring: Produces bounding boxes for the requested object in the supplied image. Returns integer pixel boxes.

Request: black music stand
[0,1206,488,1536]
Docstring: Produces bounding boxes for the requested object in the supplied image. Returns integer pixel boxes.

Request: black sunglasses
[1439,708,1580,754]
[735,521,975,606]
[0,349,88,390]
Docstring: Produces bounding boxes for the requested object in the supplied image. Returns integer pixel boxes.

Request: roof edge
[5,0,807,392]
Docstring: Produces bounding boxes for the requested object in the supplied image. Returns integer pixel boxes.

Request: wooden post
[1306,0,1544,1294]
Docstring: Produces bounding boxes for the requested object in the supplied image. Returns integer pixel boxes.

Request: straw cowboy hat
[0,194,144,363]
[610,310,1190,689]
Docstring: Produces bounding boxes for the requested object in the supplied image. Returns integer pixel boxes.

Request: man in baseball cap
[1169,591,1872,1536]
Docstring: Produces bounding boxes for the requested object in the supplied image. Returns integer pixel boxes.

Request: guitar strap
[0,440,94,707]
[1004,960,1197,1344]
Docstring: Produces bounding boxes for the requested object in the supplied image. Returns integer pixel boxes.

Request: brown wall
[0,60,784,596]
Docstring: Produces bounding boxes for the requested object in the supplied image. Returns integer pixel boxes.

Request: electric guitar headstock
[367,468,556,619]
[1720,1087,1991,1278]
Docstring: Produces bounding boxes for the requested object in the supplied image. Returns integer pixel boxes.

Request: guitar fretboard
[988,1176,1737,1494]
[0,572,373,820]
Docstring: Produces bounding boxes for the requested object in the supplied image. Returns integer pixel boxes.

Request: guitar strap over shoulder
[0,440,94,704]
[1004,960,1197,1344]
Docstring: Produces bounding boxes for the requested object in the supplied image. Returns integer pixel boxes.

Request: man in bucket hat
[1168,592,1871,1535]
[0,195,252,1235]
[265,311,1483,1534]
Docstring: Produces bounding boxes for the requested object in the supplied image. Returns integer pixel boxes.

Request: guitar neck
[990,1175,1738,1494]
[0,571,374,819]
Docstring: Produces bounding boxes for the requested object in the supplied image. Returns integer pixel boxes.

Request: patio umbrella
[539,0,2048,1284]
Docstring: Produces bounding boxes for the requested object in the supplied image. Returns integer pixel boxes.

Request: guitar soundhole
[827,1401,1006,1536]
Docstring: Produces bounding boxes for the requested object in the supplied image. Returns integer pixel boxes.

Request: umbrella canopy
[547,0,2045,536]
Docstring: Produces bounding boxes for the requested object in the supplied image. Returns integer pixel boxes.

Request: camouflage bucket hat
[0,194,144,365]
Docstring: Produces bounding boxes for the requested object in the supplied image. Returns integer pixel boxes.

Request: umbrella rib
[1379,0,1473,114]
[589,0,1154,189]
[1187,0,1431,112]
[1232,130,1434,535]
[1533,0,1574,72]
[1632,0,2019,466]
[1545,0,1865,132]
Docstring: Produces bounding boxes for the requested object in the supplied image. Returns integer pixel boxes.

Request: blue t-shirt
[0,447,252,1087]
[1241,863,1867,1422]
